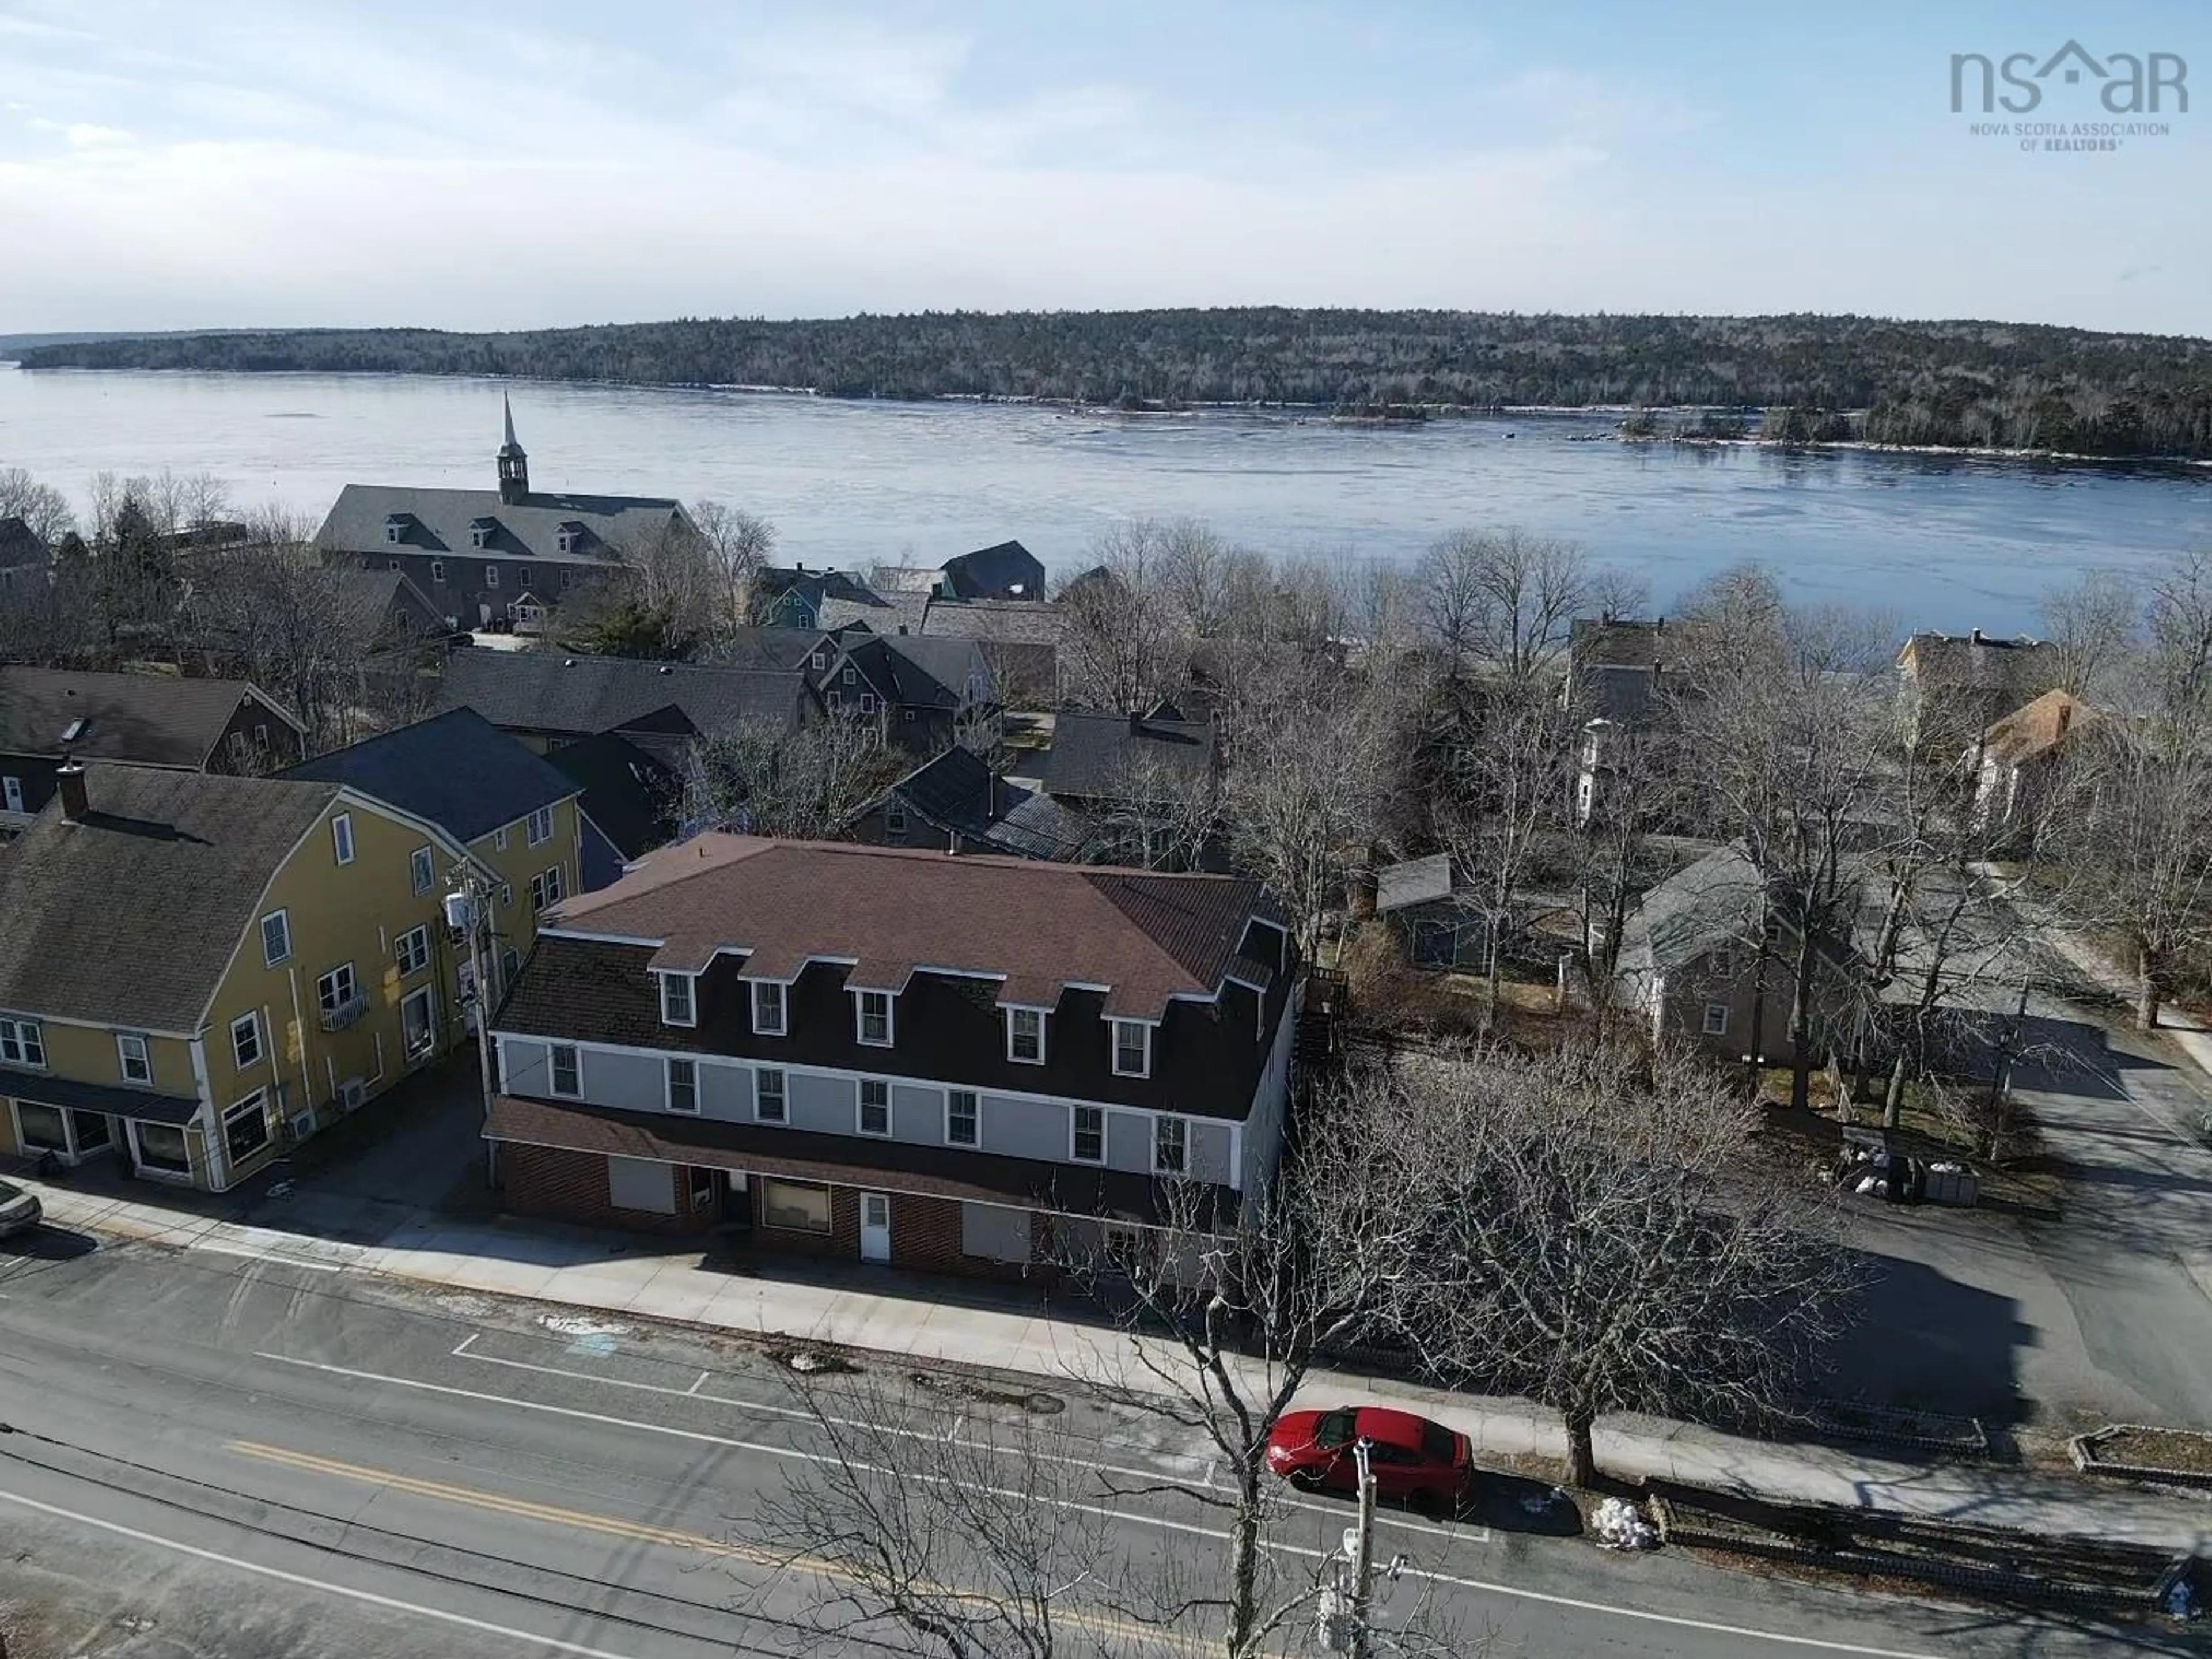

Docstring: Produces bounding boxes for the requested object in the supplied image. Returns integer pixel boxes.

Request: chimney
[1656,615,1665,633]
[56,759,88,824]
[1970,627,1986,646]
[1127,711,1144,734]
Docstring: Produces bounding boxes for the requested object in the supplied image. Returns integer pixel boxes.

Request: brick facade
[502,1146,1058,1283]
[503,1142,718,1237]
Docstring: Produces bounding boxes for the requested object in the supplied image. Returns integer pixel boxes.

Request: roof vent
[657,665,673,675]
[564,658,577,666]
[60,716,86,743]
[1970,628,1986,645]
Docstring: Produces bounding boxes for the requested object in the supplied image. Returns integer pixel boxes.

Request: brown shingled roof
[1980,688,2090,768]
[547,833,1275,1020]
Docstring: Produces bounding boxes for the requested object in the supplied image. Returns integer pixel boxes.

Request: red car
[1265,1406,1475,1512]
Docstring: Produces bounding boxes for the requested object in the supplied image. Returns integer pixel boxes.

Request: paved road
[0,1237,2182,1659]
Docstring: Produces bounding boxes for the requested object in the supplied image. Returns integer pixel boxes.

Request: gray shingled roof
[0,667,294,764]
[545,730,680,859]
[283,708,578,846]
[704,626,826,672]
[313,485,687,567]
[820,590,929,635]
[434,649,811,737]
[921,599,1062,646]
[0,766,340,1031]
[1615,842,1769,975]
[1032,710,1215,801]
[1377,853,1455,913]
[870,747,1089,861]
[843,635,992,711]
[1900,631,2064,692]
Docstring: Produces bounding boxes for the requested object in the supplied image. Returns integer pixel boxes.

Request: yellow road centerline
[226,1438,1209,1655]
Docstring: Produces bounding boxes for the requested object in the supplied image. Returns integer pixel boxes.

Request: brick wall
[503,1143,717,1237]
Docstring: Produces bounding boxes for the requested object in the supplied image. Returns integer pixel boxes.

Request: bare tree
[1416,529,1590,691]
[1218,649,1403,960]
[1567,717,1682,1028]
[0,467,77,545]
[2038,567,2138,699]
[1357,1041,1858,1486]
[0,553,99,665]
[176,509,385,752]
[1157,518,1234,638]
[1437,684,1577,1028]
[1052,1112,1458,1658]
[615,516,725,654]
[1683,601,1896,1108]
[1058,522,1179,713]
[752,1372,1140,1657]
[690,499,777,627]
[1078,743,1221,872]
[686,714,908,840]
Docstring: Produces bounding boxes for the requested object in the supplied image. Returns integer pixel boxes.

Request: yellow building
[0,719,583,1190]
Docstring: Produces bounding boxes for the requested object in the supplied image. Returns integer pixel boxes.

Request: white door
[1,777,22,814]
[859,1192,892,1264]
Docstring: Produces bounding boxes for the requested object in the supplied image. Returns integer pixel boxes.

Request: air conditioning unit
[338,1077,366,1113]
[287,1110,315,1145]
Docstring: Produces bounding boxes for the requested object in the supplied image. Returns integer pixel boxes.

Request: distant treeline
[21,308,2212,459]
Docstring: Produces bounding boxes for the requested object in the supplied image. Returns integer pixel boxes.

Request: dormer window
[751,980,786,1036]
[384,514,408,546]
[1006,1006,1046,1065]
[1111,1019,1152,1078]
[660,972,696,1028]
[555,521,588,556]
[469,517,498,550]
[855,988,894,1047]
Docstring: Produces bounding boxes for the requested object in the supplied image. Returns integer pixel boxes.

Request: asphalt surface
[0,1237,2190,1659]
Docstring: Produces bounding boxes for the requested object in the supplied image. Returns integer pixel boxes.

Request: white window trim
[430,559,445,584]
[261,909,291,967]
[664,1055,699,1114]
[1005,1006,1047,1065]
[222,1090,272,1161]
[410,845,434,896]
[755,1065,788,1123]
[854,988,895,1048]
[1152,1113,1189,1176]
[0,1015,47,1070]
[1702,1003,1730,1036]
[115,1031,152,1086]
[660,972,696,1028]
[526,805,554,847]
[230,1010,263,1071]
[396,925,431,976]
[1111,1018,1154,1079]
[857,1078,892,1138]
[550,1042,583,1099]
[317,961,358,1012]
[494,826,509,852]
[484,563,501,589]
[946,1088,980,1148]
[749,979,787,1036]
[331,812,355,866]
[1070,1104,1106,1165]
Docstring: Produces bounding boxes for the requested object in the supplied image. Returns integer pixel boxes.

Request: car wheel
[1289,1468,1326,1493]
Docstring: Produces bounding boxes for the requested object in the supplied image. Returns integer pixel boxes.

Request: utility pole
[444,862,499,1176]
[1317,1439,1381,1654]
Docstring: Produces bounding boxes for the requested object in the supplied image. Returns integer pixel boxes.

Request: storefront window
[14,1102,66,1152]
[762,1179,832,1235]
[135,1121,192,1175]
[224,1093,272,1162]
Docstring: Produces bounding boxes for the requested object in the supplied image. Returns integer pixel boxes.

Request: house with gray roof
[1373,853,1487,970]
[433,647,819,753]
[940,540,1045,601]
[0,667,305,833]
[1897,628,2066,751]
[312,397,693,632]
[840,745,1089,862]
[0,516,48,589]
[1609,841,1864,1065]
[806,632,999,756]
[921,598,1061,706]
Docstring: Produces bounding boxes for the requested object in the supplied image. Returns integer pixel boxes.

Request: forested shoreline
[18,307,2212,460]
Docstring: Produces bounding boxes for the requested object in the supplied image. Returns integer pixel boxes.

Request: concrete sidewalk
[13,1171,2211,1556]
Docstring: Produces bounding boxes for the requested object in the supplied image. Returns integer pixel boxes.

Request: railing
[317,992,369,1033]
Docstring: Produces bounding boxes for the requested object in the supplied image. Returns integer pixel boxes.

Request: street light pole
[1347,1438,1378,1659]
[444,863,499,1171]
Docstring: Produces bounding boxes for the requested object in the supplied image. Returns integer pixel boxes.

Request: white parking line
[253,1350,1946,1654]
[190,1240,344,1273]
[0,1484,653,1659]
[438,1332,1472,1542]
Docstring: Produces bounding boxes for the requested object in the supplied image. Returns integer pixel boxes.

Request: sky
[1,0,2207,335]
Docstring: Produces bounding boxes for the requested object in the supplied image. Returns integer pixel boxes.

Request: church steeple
[497,393,530,505]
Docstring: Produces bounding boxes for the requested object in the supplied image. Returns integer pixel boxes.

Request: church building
[312,398,694,632]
